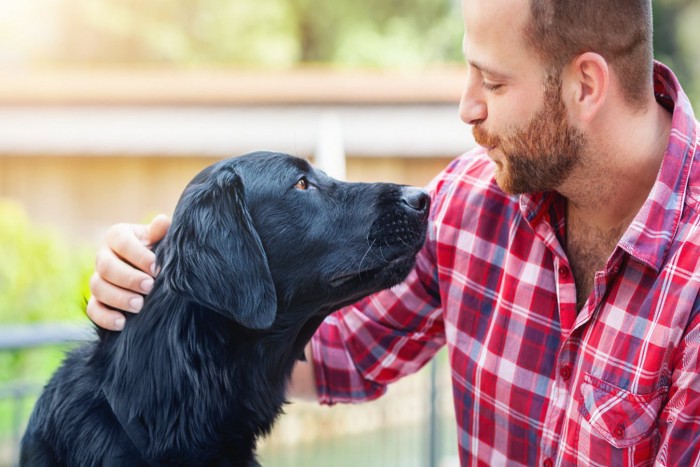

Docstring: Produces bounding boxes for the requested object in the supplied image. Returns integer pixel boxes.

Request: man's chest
[436,210,693,379]
[438,231,687,463]
[565,220,624,310]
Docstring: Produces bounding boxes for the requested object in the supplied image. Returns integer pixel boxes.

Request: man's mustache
[472,124,499,148]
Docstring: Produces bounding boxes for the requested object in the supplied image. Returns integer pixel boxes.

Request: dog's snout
[400,187,430,214]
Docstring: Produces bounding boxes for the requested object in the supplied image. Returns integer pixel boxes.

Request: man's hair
[523,0,653,111]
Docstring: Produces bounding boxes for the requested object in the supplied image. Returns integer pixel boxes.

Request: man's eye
[481,81,502,92]
[294,178,308,190]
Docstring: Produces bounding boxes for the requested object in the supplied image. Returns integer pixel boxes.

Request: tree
[25,0,462,68]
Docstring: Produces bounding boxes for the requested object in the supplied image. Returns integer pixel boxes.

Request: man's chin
[494,176,519,195]
[493,164,532,195]
[493,165,517,194]
[483,145,497,156]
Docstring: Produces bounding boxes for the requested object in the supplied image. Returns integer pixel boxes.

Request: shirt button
[543,458,553,467]
[559,365,572,381]
[613,424,625,440]
[558,266,569,278]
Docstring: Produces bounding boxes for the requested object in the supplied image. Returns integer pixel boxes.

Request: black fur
[21,152,430,466]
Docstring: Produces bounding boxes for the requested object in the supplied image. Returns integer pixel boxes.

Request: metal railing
[0,323,455,467]
[0,323,93,466]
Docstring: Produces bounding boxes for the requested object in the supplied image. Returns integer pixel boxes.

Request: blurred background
[0,0,698,465]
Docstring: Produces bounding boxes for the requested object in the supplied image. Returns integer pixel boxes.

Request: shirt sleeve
[310,241,444,404]
[656,301,700,464]
[310,167,455,405]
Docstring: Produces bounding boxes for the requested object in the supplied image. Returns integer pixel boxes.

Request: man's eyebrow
[468,59,511,80]
[461,38,511,80]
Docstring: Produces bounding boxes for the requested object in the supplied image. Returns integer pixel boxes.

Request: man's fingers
[147,214,171,247]
[86,296,126,331]
[105,223,157,277]
[94,248,154,294]
[87,218,167,331]
[89,272,145,313]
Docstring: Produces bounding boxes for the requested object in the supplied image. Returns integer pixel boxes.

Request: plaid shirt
[310,62,700,466]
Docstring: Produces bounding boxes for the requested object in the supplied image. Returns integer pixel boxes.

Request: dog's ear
[161,166,277,329]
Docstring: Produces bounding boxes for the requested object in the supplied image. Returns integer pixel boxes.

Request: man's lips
[484,146,503,166]
[475,140,496,152]
[483,144,498,157]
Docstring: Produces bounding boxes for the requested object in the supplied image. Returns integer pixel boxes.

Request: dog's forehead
[252,152,310,172]
[230,152,312,181]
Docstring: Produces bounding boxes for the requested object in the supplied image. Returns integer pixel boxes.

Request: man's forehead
[462,0,530,35]
[461,0,533,73]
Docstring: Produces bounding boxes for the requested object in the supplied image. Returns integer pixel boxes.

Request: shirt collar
[618,62,698,271]
[519,61,698,271]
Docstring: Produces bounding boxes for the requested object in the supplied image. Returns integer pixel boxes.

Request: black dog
[21,151,429,466]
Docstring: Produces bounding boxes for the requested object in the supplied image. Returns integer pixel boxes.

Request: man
[88,0,700,464]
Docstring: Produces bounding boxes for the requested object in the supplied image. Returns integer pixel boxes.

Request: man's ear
[160,166,277,329]
[563,52,609,123]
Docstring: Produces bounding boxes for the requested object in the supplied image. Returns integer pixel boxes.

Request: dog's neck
[98,285,328,464]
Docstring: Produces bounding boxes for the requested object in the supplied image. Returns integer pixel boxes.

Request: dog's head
[158,151,429,330]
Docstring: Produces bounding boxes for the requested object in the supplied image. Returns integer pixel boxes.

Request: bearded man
[89,0,700,464]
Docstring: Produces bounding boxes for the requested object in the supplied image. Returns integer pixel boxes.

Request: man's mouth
[485,145,501,161]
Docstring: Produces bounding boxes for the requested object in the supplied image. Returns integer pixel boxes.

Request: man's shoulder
[681,119,700,213]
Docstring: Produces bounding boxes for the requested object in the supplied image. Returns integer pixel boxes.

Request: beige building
[0,67,472,245]
[0,67,468,467]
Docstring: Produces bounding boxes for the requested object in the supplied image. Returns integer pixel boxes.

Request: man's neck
[559,99,673,234]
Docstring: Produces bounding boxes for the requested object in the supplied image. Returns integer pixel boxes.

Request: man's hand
[87,214,171,331]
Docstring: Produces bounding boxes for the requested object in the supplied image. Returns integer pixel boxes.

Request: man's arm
[288,344,318,401]
[86,214,171,330]
[657,307,700,463]
[308,244,444,405]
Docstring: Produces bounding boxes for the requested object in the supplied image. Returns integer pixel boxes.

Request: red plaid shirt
[310,62,700,466]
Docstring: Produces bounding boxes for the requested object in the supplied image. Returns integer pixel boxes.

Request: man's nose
[459,74,487,125]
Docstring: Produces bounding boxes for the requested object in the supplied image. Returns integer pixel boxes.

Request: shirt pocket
[578,373,668,449]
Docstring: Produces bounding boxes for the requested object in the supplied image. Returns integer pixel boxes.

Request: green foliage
[653,0,700,106]
[3,0,699,102]
[38,0,464,68]
[0,200,93,442]
[57,0,300,66]
[0,199,92,325]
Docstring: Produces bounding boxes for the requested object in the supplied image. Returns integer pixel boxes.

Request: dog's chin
[328,253,418,292]
[315,256,417,315]
[328,228,426,293]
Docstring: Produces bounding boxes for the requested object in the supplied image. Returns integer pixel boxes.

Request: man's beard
[472,74,586,194]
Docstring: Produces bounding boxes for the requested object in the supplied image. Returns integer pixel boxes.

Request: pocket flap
[578,374,667,449]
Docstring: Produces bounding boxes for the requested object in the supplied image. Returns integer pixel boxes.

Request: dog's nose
[400,187,430,214]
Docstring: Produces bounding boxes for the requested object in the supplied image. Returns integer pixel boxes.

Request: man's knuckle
[106,222,130,246]
[105,223,123,241]
[94,255,111,277]
[111,234,130,255]
[137,251,154,270]
[88,273,100,291]
[86,296,99,320]
[127,276,144,292]
[96,312,113,330]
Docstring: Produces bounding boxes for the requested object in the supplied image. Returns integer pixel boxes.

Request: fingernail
[141,278,153,293]
[129,296,144,312]
[115,317,125,330]
[150,262,157,276]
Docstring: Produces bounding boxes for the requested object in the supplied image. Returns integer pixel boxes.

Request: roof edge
[0,66,465,106]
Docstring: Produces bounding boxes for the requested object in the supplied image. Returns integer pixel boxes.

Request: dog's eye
[294,178,308,190]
